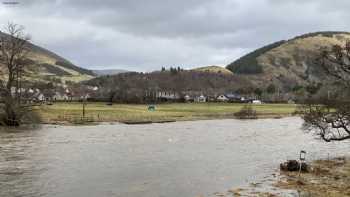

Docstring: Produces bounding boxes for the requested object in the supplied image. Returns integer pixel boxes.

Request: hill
[0,32,95,86]
[92,69,131,76]
[191,65,233,75]
[226,31,350,90]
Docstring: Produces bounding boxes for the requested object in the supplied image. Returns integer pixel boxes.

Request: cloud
[0,0,349,71]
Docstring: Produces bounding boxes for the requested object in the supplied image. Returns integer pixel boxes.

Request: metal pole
[299,150,306,178]
[82,98,86,119]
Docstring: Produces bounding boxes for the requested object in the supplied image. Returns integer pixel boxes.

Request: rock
[280,160,309,172]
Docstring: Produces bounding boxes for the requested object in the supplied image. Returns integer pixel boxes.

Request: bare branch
[0,22,31,126]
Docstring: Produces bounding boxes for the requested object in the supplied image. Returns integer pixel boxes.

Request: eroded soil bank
[276,157,350,197]
[215,157,350,197]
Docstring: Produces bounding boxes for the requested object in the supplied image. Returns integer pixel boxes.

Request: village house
[206,95,217,102]
[53,91,69,101]
[156,91,180,101]
[181,91,209,103]
[216,94,229,102]
[194,95,206,102]
[184,94,193,102]
[33,91,45,102]
[252,99,262,104]
[21,88,44,102]
[224,93,244,102]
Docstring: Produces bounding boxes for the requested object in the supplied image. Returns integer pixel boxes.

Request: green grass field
[34,102,298,124]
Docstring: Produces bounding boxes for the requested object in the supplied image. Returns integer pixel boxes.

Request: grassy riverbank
[33,102,297,124]
[219,157,350,196]
[276,157,350,197]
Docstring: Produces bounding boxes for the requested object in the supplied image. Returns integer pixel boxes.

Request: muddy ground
[214,157,350,197]
[275,157,350,197]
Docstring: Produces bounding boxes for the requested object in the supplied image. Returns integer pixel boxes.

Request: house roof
[224,93,241,99]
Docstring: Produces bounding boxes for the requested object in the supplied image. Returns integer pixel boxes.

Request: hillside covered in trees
[84,70,254,103]
[226,31,350,92]
[227,40,286,74]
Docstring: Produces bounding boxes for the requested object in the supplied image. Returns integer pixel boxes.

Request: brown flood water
[0,117,349,197]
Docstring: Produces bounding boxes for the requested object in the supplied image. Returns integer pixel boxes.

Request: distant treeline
[84,71,254,103]
[292,31,350,40]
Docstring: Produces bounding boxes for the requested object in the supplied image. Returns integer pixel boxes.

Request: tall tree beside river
[0,23,32,126]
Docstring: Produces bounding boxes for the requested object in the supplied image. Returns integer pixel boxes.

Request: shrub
[234,105,257,119]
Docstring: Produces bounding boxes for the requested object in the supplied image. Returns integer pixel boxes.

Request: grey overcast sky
[0,0,349,71]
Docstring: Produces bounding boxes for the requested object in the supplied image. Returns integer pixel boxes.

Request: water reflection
[0,118,349,197]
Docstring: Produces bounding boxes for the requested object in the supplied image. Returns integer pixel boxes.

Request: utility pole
[18,66,22,105]
[82,97,86,119]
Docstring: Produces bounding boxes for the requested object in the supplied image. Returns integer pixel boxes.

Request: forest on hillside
[81,69,325,103]
[84,70,254,103]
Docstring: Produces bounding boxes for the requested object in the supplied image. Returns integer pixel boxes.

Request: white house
[35,93,45,101]
[216,94,229,102]
[195,95,206,103]
[252,100,262,104]
[157,91,180,100]
[53,92,69,101]
[184,95,192,102]
[28,88,34,94]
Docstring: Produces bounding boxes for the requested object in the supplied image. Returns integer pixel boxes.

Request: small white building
[28,88,34,94]
[252,100,262,104]
[184,95,192,102]
[36,93,45,101]
[216,95,229,102]
[53,92,70,101]
[157,91,180,100]
[195,95,206,103]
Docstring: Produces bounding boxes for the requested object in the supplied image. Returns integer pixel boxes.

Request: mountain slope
[191,65,233,75]
[92,69,131,76]
[227,40,286,74]
[0,32,95,85]
[226,31,350,90]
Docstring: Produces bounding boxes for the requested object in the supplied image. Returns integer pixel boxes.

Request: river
[0,117,349,197]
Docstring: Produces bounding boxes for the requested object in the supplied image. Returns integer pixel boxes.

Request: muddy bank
[214,157,350,197]
[276,157,350,197]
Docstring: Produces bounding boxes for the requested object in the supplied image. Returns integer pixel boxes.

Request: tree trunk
[3,96,19,126]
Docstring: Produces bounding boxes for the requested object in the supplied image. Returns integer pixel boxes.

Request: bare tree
[300,41,350,142]
[301,99,350,142]
[0,23,31,126]
[318,41,350,86]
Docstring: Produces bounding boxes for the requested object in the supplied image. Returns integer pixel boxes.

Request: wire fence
[56,114,96,124]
